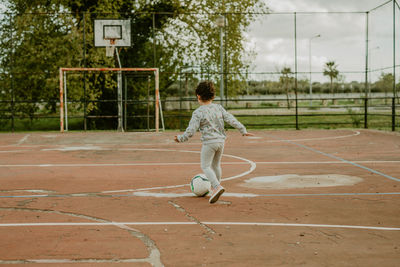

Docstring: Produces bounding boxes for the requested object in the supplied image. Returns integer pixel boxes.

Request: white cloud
[266,0,390,13]
[245,0,396,82]
[267,0,328,12]
[265,38,284,50]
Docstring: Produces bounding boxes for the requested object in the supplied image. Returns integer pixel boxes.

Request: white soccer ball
[190,174,211,197]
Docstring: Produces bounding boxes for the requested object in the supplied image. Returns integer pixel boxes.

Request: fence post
[364,10,369,131]
[147,76,150,132]
[364,12,369,100]
[179,71,183,131]
[294,12,299,130]
[364,97,368,129]
[153,13,156,67]
[83,12,87,131]
[393,0,397,101]
[9,14,15,132]
[392,97,396,131]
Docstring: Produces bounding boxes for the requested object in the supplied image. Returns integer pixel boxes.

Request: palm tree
[323,61,339,94]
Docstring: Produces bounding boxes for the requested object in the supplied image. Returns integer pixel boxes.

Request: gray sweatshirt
[177,103,247,144]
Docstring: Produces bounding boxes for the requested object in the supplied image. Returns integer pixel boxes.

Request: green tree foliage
[0,2,82,124]
[164,0,267,96]
[323,61,339,94]
[374,72,394,104]
[0,0,267,129]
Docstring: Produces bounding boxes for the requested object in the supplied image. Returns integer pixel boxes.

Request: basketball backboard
[94,19,131,47]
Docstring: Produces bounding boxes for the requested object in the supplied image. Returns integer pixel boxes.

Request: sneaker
[209,185,225,204]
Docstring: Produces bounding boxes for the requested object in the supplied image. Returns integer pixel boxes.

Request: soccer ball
[190,174,211,197]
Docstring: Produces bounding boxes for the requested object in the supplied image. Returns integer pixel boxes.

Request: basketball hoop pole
[59,68,64,132]
[155,68,159,132]
[154,68,164,132]
[105,38,124,132]
[114,44,123,132]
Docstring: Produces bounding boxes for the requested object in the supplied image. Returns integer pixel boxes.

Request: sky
[0,2,6,13]
[246,0,398,82]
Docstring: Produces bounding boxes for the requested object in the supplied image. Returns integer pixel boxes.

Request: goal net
[59,67,164,132]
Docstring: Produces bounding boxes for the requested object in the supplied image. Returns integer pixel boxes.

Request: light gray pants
[201,142,224,189]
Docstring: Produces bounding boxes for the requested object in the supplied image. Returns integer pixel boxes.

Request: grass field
[1,98,399,132]
[0,113,398,132]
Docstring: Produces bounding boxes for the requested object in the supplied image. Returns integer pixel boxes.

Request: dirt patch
[241,174,363,189]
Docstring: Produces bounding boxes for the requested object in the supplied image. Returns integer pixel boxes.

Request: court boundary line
[1,160,399,167]
[0,221,399,231]
[1,192,400,199]
[264,130,361,142]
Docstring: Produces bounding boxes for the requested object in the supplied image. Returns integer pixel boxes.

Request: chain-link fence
[0,1,399,131]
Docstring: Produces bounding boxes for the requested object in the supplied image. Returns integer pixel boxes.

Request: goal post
[59,67,164,132]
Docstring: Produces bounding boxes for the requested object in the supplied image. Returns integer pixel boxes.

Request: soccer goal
[59,67,164,132]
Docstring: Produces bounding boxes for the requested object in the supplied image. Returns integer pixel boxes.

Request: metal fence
[168,94,399,131]
[0,1,399,131]
[1,93,398,131]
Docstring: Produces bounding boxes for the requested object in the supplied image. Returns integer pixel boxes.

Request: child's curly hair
[195,81,215,101]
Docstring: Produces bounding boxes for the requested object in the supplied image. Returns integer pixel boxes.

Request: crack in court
[0,207,164,266]
[168,200,216,240]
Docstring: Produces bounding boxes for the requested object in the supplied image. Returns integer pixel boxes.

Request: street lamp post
[216,15,225,105]
[368,46,380,96]
[309,34,321,106]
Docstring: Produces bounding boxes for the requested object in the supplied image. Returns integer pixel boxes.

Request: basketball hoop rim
[104,38,117,46]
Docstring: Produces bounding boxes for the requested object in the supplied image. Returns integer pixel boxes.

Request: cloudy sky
[246,0,398,82]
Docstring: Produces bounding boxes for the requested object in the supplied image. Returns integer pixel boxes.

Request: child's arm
[220,105,249,135]
[175,110,201,143]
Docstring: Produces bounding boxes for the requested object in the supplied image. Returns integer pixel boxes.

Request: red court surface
[0,129,399,266]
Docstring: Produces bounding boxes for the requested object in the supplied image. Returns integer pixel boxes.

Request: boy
[174,81,253,203]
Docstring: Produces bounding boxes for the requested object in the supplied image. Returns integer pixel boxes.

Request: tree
[323,61,339,94]
[375,72,394,104]
[0,0,268,129]
[158,0,268,96]
[279,67,293,108]
[0,3,83,126]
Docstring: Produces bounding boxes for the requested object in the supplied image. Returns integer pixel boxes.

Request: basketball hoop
[106,39,116,57]
[94,19,131,57]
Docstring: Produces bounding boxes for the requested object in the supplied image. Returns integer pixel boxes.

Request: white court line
[264,130,360,143]
[0,162,245,167]
[0,150,33,153]
[0,221,399,231]
[255,161,400,164]
[2,192,400,199]
[1,160,399,167]
[0,259,147,264]
[0,148,256,195]
[101,149,257,194]
[16,134,30,145]
[0,129,360,148]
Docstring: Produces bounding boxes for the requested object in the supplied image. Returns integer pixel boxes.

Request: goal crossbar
[59,67,163,132]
